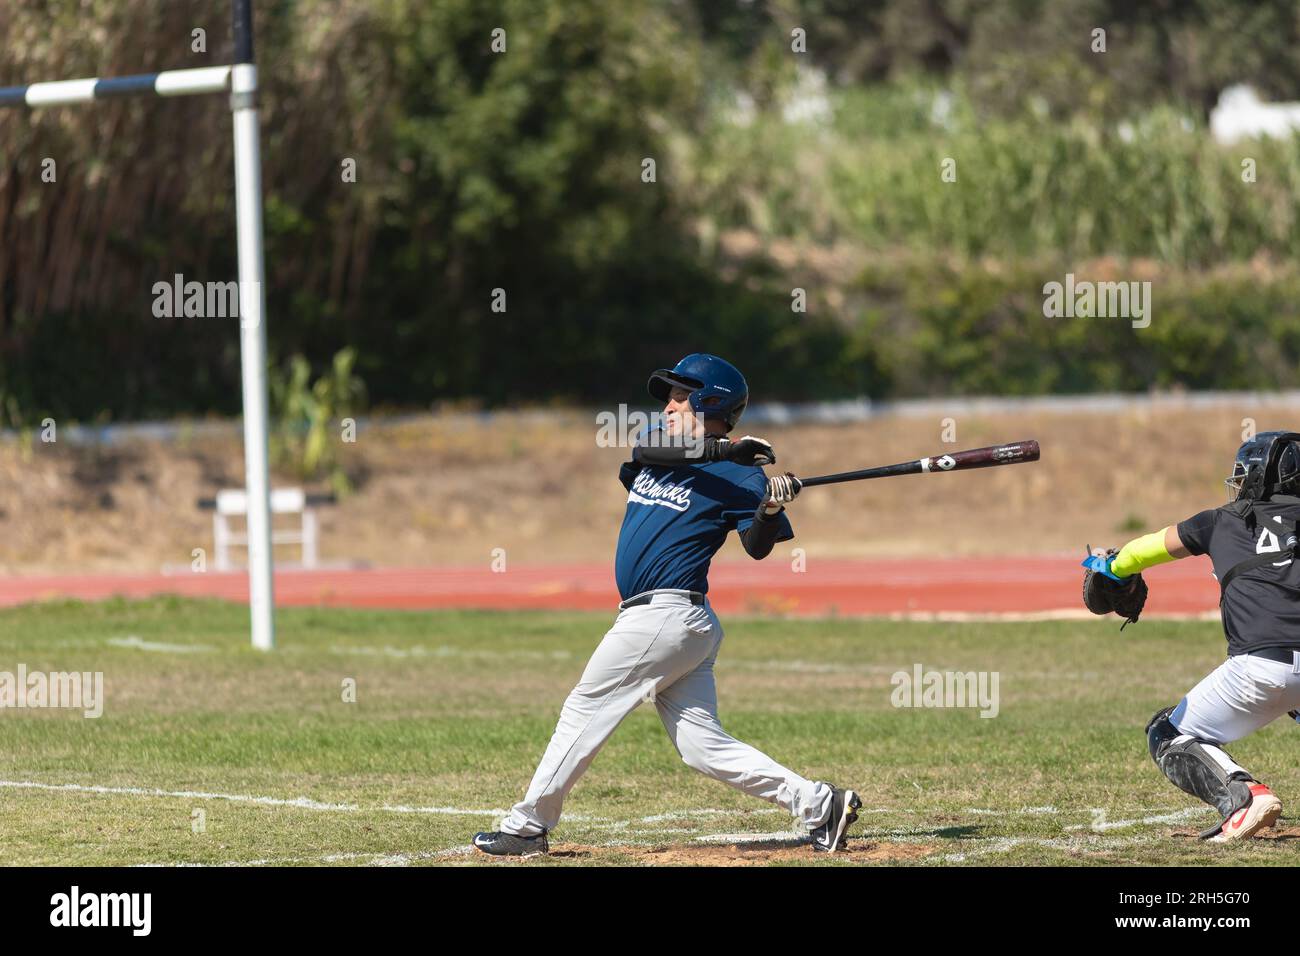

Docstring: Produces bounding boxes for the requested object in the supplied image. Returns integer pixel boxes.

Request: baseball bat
[795,439,1040,489]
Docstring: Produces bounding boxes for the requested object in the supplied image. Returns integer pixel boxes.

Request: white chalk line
[924,833,1162,864]
[5,778,1228,866]
[0,780,519,819]
[138,846,476,868]
[155,830,1181,867]
[965,805,1058,815]
[636,808,782,823]
[329,648,1119,683]
[876,610,1220,624]
[1066,806,1213,832]
[328,644,575,661]
[0,780,1210,830]
[694,830,805,845]
[92,635,1198,685]
[107,635,215,654]
[0,779,791,827]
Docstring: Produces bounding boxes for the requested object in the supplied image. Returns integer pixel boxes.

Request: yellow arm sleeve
[1110,527,1175,578]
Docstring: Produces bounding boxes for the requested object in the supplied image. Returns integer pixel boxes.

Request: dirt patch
[1172,825,1300,842]
[546,837,936,866]
[1243,826,1300,842]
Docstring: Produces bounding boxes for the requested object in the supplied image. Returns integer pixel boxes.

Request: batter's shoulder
[706,458,765,482]
[618,460,641,490]
[725,463,771,504]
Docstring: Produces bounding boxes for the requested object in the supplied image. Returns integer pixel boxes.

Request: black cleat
[472,830,549,857]
[810,787,861,853]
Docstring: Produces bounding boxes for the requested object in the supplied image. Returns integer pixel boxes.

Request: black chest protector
[1216,503,1299,603]
[1218,431,1300,604]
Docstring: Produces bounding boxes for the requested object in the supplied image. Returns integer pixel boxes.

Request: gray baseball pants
[500,589,833,837]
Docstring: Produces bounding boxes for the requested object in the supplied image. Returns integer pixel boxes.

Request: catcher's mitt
[1081,547,1148,629]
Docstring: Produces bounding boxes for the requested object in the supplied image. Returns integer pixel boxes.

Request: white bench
[199,488,333,571]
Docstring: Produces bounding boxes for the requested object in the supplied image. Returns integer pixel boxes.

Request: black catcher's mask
[1227,430,1300,506]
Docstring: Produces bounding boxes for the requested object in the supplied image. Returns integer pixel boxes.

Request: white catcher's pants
[1172,651,1300,744]
[501,591,833,837]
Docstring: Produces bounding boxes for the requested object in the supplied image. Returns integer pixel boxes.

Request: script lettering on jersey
[628,468,693,513]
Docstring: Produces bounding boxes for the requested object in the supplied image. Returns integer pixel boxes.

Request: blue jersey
[614,459,794,599]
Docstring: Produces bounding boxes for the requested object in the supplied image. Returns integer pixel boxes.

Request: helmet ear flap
[1279,441,1300,494]
[689,387,746,431]
[1239,463,1267,502]
[1262,432,1300,497]
[687,386,727,420]
[726,398,747,432]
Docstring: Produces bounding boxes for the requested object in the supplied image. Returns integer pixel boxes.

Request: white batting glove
[763,472,801,514]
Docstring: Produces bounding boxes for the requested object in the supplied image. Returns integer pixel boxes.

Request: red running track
[0,557,1221,618]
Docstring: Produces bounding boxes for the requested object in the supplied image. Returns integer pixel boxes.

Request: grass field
[0,598,1297,867]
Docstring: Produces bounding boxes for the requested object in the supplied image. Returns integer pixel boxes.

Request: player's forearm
[633,436,727,466]
[740,506,784,559]
[633,435,775,468]
[1111,527,1178,578]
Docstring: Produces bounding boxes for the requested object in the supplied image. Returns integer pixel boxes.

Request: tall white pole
[231,0,275,650]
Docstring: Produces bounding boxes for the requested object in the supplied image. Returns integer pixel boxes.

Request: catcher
[1082,430,1300,842]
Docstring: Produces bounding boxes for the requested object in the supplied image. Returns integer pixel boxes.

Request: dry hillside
[0,399,1295,574]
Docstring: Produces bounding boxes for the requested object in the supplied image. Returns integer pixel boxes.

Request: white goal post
[0,1,277,650]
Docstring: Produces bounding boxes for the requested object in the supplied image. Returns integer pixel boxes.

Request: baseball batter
[472,353,861,856]
[1082,430,1300,841]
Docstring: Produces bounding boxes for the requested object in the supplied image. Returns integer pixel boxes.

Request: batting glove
[763,472,801,514]
[723,436,775,467]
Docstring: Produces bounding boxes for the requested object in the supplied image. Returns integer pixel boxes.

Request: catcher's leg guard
[1146,706,1255,839]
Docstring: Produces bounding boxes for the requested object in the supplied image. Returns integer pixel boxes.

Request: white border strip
[154,66,232,97]
[0,780,510,817]
[24,79,99,107]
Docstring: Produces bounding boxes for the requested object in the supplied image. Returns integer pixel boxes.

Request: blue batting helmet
[647,353,749,433]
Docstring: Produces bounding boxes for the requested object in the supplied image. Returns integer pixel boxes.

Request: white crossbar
[155,66,235,97]
[0,67,233,108]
